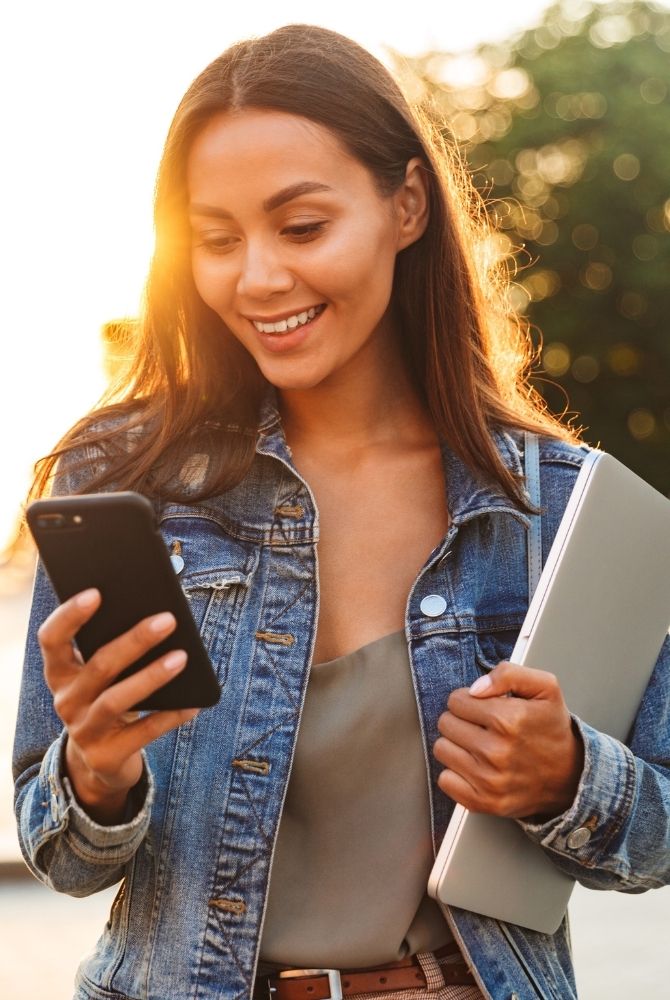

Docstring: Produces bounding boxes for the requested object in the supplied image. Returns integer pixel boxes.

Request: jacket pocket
[179,565,256,687]
[160,513,259,687]
[74,971,139,1000]
[180,565,253,624]
[474,620,524,673]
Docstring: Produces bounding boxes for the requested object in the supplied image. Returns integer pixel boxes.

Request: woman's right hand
[38,587,199,825]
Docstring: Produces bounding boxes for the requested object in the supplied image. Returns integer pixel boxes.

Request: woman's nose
[236,240,295,299]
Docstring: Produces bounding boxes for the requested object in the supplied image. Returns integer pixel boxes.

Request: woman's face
[187,109,425,393]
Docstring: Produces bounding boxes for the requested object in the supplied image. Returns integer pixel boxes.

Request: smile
[251,304,326,334]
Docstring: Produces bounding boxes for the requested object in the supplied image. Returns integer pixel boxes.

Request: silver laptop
[428,450,670,933]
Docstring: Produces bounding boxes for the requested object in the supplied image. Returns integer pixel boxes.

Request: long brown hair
[32,24,578,506]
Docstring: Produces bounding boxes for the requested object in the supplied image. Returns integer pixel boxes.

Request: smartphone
[27,491,220,711]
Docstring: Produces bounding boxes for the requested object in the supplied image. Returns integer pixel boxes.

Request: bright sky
[0,0,653,548]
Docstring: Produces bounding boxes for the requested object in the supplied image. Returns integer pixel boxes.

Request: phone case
[27,492,220,710]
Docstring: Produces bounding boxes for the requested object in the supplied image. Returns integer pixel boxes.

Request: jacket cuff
[42,731,154,862]
[517,715,636,862]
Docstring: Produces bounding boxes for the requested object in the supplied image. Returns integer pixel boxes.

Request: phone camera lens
[36,514,66,529]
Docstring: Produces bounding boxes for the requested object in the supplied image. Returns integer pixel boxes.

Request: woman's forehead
[196,108,332,144]
[186,109,376,210]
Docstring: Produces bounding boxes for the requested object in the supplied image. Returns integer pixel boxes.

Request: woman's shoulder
[502,425,594,474]
[535,435,595,530]
[51,403,258,505]
[50,405,148,497]
[536,433,594,468]
[499,426,597,530]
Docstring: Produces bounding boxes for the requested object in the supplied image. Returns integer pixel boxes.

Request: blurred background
[1,1,668,996]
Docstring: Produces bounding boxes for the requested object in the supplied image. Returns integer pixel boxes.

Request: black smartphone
[27,491,220,711]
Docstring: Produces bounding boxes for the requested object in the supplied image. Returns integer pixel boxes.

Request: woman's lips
[250,303,326,334]
[249,305,327,353]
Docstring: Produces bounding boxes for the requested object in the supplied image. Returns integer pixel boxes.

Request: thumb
[469,661,558,700]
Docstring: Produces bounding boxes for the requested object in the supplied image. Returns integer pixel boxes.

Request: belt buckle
[274,968,343,1000]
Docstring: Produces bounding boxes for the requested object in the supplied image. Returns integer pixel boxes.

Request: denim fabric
[13,398,670,1000]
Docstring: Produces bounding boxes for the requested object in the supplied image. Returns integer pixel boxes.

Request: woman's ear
[395,157,430,251]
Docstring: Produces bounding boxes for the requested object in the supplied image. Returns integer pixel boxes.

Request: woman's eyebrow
[189,181,333,219]
[263,181,333,212]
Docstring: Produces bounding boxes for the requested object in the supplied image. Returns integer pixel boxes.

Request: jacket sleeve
[517,632,670,892]
[12,560,155,895]
[13,430,157,895]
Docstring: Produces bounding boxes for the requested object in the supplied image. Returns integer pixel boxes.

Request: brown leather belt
[256,943,476,999]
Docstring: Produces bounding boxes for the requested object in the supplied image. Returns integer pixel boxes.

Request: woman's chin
[257,360,332,394]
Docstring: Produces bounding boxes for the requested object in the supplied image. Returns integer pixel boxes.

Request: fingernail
[470,674,493,695]
[150,612,176,633]
[76,588,99,608]
[163,649,187,671]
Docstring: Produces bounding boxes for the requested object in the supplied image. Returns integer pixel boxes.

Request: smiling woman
[13,21,670,1000]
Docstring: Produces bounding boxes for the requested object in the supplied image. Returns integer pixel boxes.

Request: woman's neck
[278,353,434,459]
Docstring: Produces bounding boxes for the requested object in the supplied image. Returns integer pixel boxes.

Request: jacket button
[566,826,592,849]
[420,594,447,617]
[170,554,185,574]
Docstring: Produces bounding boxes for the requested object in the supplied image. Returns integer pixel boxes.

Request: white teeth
[252,305,324,334]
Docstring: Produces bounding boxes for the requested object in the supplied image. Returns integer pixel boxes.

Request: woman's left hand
[433,662,584,820]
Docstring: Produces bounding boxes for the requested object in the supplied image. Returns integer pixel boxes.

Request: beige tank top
[259,630,451,970]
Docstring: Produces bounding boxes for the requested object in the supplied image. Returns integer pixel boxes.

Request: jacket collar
[257,386,283,434]
[256,386,530,527]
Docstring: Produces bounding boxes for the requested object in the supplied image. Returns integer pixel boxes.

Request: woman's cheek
[192,257,233,316]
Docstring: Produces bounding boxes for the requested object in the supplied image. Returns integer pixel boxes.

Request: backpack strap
[524,431,542,602]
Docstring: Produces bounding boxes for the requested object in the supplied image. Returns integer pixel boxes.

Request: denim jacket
[13,400,670,1000]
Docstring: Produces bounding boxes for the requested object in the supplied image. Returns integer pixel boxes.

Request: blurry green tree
[394,0,670,492]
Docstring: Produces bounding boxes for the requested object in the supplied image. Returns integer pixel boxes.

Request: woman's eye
[195,235,239,254]
[283,222,327,242]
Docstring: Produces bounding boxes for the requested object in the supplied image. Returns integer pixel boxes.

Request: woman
[13,24,670,1000]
